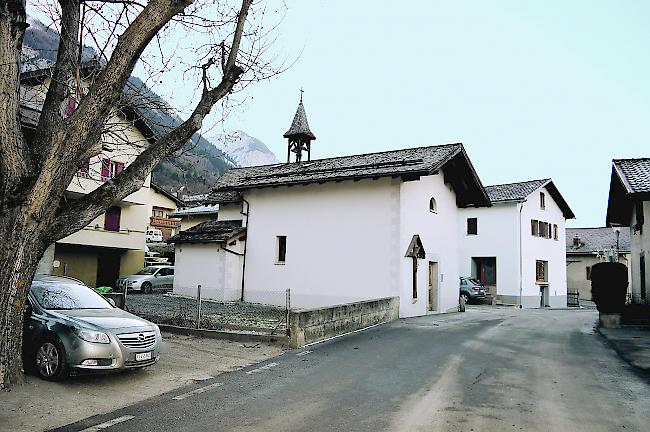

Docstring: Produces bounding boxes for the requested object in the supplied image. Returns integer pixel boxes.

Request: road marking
[246,362,278,374]
[172,382,223,400]
[79,416,135,432]
[296,350,313,357]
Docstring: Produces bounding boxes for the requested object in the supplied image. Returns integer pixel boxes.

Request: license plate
[135,352,152,361]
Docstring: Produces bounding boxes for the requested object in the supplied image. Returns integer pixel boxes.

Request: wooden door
[428,262,438,312]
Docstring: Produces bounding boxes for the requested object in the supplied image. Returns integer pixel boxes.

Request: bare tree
[0,0,280,388]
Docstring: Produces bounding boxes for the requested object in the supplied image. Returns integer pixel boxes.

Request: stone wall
[289,297,399,348]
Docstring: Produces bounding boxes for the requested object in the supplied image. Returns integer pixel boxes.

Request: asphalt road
[53,307,650,432]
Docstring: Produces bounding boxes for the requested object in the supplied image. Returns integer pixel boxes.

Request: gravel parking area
[126,294,287,334]
[0,332,284,432]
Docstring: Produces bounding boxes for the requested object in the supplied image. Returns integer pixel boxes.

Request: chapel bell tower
[284,90,316,163]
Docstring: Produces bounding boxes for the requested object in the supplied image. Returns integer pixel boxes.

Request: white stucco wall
[242,178,401,310]
[629,201,650,301]
[173,242,243,301]
[519,186,568,308]
[399,173,461,317]
[458,202,520,298]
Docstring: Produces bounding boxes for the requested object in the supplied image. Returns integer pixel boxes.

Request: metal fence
[123,286,290,336]
[567,292,580,307]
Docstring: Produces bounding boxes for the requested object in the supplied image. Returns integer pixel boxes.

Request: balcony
[150,216,180,228]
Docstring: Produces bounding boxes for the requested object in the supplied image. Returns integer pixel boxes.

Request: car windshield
[31,281,112,310]
[136,267,159,275]
[468,278,482,286]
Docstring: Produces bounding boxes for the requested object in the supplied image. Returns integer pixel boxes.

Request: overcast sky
[195,0,650,228]
[34,1,650,227]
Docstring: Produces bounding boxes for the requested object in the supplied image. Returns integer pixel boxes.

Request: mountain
[20,16,237,195]
[208,130,279,167]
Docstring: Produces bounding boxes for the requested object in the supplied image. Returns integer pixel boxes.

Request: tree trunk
[0,205,49,388]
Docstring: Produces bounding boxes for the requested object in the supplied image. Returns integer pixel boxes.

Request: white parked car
[117,265,174,293]
[146,228,163,242]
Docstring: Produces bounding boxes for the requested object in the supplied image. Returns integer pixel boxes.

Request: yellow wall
[51,248,99,287]
[120,250,145,277]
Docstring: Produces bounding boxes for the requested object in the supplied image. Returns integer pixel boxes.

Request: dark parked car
[23,275,162,381]
[459,277,487,304]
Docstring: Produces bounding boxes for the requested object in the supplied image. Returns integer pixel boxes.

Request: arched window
[429,197,437,213]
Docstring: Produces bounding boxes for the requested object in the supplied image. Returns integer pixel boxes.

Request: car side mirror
[107,298,116,307]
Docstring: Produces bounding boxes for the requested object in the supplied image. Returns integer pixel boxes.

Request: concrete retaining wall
[289,297,399,348]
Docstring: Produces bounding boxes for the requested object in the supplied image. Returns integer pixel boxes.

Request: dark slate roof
[606,158,650,226]
[213,143,491,208]
[283,101,316,139]
[485,179,550,202]
[166,220,244,244]
[566,227,631,254]
[613,158,650,194]
[486,179,575,219]
[205,190,243,205]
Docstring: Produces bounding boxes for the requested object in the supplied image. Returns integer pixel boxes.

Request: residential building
[458,179,575,308]
[168,203,220,232]
[169,101,491,317]
[25,63,157,287]
[606,158,650,304]
[146,183,182,241]
[566,227,631,301]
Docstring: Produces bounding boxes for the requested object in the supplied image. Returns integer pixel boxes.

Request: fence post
[196,284,202,329]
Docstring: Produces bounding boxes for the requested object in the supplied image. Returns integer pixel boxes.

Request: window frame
[466,217,478,236]
[429,197,437,214]
[536,260,548,283]
[276,235,287,264]
[540,192,546,209]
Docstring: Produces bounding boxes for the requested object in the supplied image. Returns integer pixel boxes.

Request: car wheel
[461,293,470,304]
[34,336,68,381]
[141,282,153,294]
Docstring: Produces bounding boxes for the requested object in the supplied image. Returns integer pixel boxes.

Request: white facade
[174,171,467,317]
[173,240,243,301]
[459,185,568,308]
[629,201,650,301]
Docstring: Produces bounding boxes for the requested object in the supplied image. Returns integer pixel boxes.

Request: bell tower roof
[283,100,316,140]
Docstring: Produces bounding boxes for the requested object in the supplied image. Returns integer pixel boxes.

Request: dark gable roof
[485,179,549,202]
[205,190,244,205]
[486,179,575,219]
[166,220,244,244]
[606,158,650,226]
[214,143,491,208]
[566,227,631,255]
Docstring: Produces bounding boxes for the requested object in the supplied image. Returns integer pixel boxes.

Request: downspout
[518,199,527,308]
[240,198,250,302]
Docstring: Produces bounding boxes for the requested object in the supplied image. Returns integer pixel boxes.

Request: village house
[169,100,493,317]
[26,63,159,287]
[168,202,220,232]
[458,179,574,308]
[606,158,650,305]
[566,227,631,301]
[145,183,183,241]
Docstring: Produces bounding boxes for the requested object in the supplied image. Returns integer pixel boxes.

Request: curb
[159,324,290,346]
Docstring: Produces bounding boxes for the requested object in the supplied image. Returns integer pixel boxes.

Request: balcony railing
[150,216,180,228]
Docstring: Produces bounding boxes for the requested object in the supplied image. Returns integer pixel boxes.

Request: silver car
[23,275,162,381]
[117,265,174,293]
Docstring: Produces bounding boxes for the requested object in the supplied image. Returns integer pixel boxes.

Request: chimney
[573,234,581,248]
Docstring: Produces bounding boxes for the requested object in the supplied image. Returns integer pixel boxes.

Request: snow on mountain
[208,130,279,167]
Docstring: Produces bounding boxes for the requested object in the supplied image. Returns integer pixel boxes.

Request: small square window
[276,236,287,263]
[467,218,478,235]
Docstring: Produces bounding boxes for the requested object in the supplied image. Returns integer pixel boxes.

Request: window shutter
[101,158,110,178]
[115,162,125,176]
[104,206,121,232]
